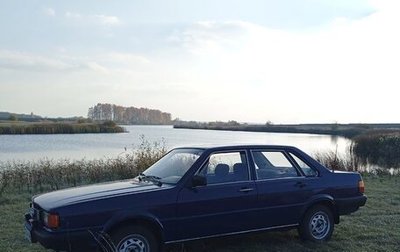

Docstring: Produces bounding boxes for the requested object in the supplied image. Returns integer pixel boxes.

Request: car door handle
[295,181,307,188]
[239,187,254,193]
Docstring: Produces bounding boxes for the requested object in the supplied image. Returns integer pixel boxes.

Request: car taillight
[43,212,60,229]
[358,180,365,194]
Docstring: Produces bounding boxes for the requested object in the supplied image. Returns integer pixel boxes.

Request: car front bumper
[24,213,99,251]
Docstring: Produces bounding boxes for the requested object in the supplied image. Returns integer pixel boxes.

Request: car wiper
[138,173,162,186]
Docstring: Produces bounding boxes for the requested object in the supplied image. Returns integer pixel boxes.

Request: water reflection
[330,135,339,144]
[360,164,400,175]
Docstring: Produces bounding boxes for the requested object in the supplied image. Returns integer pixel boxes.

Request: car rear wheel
[298,205,334,242]
[111,225,158,252]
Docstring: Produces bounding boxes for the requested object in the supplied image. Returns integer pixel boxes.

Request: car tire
[111,225,159,252]
[298,205,334,242]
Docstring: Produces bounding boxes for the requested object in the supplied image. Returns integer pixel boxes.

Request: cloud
[2,1,400,122]
[65,11,121,26]
[85,62,110,74]
[105,52,151,65]
[65,11,81,19]
[161,6,400,123]
[368,0,400,11]
[0,50,152,76]
[44,7,56,17]
[93,15,121,26]
[0,50,76,71]
[172,21,249,54]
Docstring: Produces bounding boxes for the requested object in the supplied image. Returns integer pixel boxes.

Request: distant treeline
[0,111,42,122]
[88,103,172,125]
[173,120,376,138]
[0,121,124,135]
[0,111,96,123]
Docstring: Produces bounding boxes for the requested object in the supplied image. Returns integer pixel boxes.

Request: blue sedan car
[25,145,367,251]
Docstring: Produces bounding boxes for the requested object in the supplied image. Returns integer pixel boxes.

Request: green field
[0,175,399,252]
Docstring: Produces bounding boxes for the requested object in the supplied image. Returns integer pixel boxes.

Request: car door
[176,150,258,240]
[250,149,316,229]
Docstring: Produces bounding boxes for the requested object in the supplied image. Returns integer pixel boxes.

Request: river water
[0,125,351,162]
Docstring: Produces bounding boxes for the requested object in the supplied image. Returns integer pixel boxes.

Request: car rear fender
[302,194,339,224]
[102,211,165,242]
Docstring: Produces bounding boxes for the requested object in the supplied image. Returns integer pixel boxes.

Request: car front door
[176,150,258,240]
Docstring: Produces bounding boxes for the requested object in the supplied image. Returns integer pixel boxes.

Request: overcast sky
[0,0,399,123]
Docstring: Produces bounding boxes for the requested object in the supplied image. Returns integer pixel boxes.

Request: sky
[0,0,399,123]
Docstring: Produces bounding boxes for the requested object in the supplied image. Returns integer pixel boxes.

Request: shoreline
[174,123,400,138]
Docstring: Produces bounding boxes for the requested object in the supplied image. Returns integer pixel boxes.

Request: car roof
[173,144,300,152]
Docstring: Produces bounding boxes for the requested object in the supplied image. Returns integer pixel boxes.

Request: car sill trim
[165,223,299,244]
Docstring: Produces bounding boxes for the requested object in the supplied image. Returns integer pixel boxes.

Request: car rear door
[250,149,316,229]
[176,150,258,240]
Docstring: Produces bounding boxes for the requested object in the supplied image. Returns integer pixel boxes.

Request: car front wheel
[111,225,158,252]
[298,205,334,242]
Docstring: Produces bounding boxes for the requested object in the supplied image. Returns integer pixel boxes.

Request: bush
[0,122,125,134]
[102,120,117,127]
[313,150,360,172]
[352,130,400,168]
[0,137,166,197]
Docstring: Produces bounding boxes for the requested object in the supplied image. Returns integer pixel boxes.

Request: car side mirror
[192,175,207,187]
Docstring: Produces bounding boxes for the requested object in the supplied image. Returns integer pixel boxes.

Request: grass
[0,141,399,251]
[0,175,399,252]
[170,174,400,252]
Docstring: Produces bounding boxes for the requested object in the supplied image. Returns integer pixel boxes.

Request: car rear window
[251,150,300,179]
[288,152,318,177]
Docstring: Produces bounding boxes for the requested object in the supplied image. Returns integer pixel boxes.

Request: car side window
[289,153,318,177]
[252,150,300,179]
[198,151,249,185]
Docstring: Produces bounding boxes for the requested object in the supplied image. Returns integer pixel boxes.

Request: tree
[8,114,18,121]
[87,103,172,125]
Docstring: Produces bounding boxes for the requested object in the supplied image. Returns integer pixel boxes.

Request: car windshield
[141,148,203,184]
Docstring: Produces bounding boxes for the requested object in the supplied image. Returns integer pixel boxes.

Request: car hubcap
[117,234,149,252]
[309,211,330,240]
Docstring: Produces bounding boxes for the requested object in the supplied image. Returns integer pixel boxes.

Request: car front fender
[102,210,165,241]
